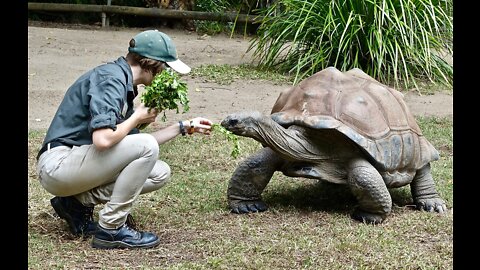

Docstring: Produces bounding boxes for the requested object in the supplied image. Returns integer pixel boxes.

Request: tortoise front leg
[411,163,447,213]
[228,147,284,214]
[347,158,392,224]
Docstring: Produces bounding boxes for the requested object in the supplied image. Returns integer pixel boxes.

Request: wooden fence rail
[28,2,263,27]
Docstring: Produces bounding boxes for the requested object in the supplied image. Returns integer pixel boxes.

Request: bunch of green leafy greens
[212,123,240,158]
[138,68,190,129]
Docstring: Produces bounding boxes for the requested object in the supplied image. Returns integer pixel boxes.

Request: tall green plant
[194,0,235,34]
[248,0,453,90]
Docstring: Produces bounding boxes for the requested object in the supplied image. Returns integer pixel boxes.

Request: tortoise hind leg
[347,158,392,224]
[410,163,447,213]
[228,147,284,214]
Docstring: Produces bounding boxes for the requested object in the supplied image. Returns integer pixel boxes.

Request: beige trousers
[36,133,171,229]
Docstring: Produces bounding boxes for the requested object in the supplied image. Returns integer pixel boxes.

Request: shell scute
[270,67,439,171]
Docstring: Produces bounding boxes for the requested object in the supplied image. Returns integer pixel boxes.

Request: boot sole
[91,237,160,249]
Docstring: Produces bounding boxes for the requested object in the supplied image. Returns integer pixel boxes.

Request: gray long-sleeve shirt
[40,56,139,149]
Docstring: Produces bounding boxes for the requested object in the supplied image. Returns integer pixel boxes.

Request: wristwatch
[178,121,186,136]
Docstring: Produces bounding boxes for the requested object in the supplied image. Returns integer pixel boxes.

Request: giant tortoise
[220,67,446,224]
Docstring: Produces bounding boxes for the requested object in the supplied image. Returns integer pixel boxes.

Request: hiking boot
[91,223,160,249]
[50,196,97,237]
[125,213,137,230]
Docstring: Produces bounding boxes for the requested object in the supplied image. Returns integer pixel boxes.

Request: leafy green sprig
[139,69,189,129]
[212,123,240,158]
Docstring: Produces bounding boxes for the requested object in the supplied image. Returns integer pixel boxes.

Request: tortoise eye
[228,119,238,126]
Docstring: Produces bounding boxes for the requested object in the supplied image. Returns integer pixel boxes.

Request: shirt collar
[114,56,134,93]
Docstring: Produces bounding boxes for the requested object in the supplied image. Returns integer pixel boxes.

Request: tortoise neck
[255,118,318,160]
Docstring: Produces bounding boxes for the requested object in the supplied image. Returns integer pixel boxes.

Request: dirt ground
[28,22,453,131]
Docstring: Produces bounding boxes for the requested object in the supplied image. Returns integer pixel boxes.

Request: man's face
[147,64,166,85]
[145,70,155,86]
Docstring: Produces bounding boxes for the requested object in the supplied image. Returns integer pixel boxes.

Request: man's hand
[188,117,213,135]
[134,104,160,128]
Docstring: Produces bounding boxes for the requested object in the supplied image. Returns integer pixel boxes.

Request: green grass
[28,115,452,269]
[189,63,453,97]
[190,64,293,85]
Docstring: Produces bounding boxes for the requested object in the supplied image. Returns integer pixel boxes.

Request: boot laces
[125,213,137,230]
[81,206,94,226]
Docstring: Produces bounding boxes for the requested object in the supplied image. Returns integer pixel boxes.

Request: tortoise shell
[270,67,439,172]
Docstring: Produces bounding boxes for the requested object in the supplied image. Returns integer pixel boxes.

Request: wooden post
[106,0,111,27]
[102,0,111,27]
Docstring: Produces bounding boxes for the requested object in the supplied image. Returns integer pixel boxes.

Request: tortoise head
[220,111,264,137]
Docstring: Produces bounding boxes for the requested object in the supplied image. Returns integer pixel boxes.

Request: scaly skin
[223,112,396,223]
[347,158,392,224]
[222,111,447,224]
[228,147,283,214]
[411,164,447,213]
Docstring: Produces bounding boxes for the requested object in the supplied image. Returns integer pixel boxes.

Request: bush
[248,0,453,90]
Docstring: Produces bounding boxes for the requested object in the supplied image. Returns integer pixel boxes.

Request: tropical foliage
[248,0,453,89]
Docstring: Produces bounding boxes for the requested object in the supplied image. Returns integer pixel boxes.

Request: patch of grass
[28,115,452,269]
[416,116,453,207]
[189,63,453,96]
[195,21,234,36]
[411,80,453,95]
[190,64,293,85]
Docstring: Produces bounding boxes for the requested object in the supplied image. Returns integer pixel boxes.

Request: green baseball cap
[128,29,191,74]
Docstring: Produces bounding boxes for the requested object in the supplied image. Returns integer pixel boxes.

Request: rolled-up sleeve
[88,77,126,132]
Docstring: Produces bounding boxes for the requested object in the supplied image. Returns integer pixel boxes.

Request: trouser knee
[141,160,171,194]
[138,134,159,158]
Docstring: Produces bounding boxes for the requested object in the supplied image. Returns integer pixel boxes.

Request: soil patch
[28,22,453,131]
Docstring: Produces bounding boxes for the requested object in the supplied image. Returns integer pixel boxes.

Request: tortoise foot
[229,199,268,214]
[351,209,386,224]
[415,197,447,213]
